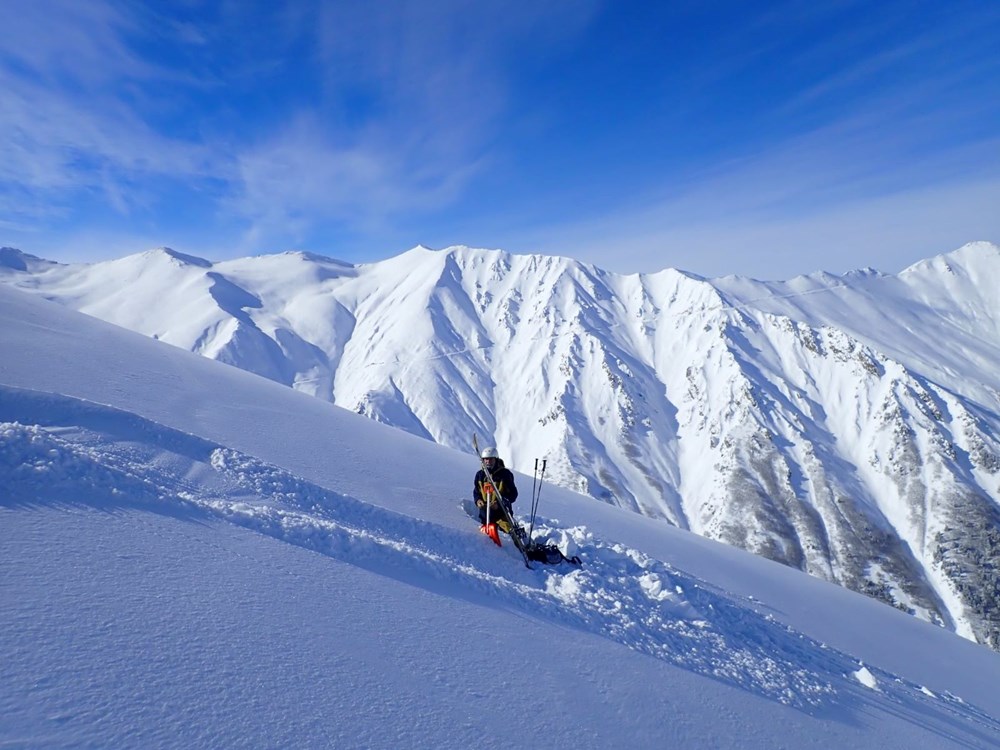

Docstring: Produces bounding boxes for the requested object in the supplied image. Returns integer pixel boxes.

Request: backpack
[525,542,581,566]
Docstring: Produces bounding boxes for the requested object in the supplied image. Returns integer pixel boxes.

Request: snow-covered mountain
[3,241,999,652]
[4,281,1000,748]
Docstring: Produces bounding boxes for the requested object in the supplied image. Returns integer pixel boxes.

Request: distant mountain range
[4,241,999,648]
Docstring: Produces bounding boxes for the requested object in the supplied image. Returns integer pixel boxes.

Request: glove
[475,499,485,509]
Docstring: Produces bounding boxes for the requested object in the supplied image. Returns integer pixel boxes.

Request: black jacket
[473,458,518,505]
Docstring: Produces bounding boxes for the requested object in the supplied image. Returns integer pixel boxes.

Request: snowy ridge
[2,242,1000,649]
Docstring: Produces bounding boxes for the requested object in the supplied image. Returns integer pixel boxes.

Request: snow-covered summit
[145,246,214,268]
[0,246,60,272]
[901,239,1000,275]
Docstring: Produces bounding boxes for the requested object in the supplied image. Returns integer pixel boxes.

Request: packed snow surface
[3,281,1000,747]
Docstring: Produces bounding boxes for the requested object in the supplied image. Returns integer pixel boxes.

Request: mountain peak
[900,241,1000,277]
[0,246,57,272]
[142,247,213,268]
[278,249,353,267]
[842,266,887,280]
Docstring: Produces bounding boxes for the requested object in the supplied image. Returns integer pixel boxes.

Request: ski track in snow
[4,386,1000,730]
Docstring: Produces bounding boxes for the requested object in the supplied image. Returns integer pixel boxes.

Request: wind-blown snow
[3,280,1000,747]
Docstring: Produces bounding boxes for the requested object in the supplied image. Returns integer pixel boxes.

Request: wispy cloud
[2,0,996,276]
[0,2,144,85]
[0,0,601,253]
[228,0,600,249]
[0,0,222,224]
[229,114,487,250]
[0,73,214,190]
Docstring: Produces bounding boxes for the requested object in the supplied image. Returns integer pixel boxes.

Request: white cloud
[0,1,143,85]
[224,0,601,250]
[0,0,223,222]
[0,0,602,251]
[228,114,486,251]
[4,0,995,276]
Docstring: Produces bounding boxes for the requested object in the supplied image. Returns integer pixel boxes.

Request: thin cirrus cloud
[0,0,997,278]
[228,0,601,250]
[1,0,602,257]
[231,116,488,249]
[0,0,220,223]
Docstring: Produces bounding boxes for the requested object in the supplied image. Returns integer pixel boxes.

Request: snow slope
[3,286,1000,747]
[2,242,1000,653]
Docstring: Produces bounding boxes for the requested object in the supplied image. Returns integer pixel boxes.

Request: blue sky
[1,0,998,279]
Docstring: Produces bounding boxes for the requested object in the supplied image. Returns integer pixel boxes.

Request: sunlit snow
[3,268,1000,747]
[3,242,999,649]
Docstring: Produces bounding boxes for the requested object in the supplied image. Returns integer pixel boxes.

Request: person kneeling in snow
[473,447,518,532]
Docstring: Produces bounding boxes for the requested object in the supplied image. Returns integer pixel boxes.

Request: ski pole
[531,458,538,515]
[528,459,546,543]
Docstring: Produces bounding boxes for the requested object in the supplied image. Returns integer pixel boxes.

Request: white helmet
[480,447,499,460]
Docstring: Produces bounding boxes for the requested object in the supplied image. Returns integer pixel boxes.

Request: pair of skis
[473,434,533,568]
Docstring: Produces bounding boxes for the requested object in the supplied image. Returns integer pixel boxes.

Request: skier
[473,447,518,532]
